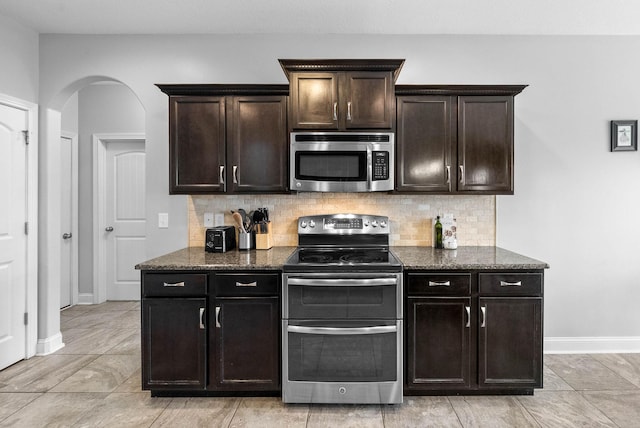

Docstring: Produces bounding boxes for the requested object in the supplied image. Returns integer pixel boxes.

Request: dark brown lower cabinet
[141,270,280,396]
[212,296,280,391]
[142,298,207,390]
[407,297,471,390]
[405,270,543,395]
[478,297,542,388]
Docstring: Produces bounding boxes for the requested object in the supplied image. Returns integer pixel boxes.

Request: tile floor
[1,302,640,427]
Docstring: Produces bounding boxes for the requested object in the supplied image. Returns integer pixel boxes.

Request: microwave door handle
[367,147,373,190]
[287,325,397,335]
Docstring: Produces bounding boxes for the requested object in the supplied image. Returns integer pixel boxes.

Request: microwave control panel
[372,151,389,181]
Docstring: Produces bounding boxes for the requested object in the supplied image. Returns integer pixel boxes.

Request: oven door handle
[287,278,397,287]
[287,325,397,335]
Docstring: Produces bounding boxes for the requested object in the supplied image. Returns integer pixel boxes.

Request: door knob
[62,233,72,239]
[105,226,114,232]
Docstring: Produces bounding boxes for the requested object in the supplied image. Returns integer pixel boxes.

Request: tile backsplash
[189,193,495,248]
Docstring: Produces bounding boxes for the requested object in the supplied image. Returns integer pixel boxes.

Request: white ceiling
[1,0,640,35]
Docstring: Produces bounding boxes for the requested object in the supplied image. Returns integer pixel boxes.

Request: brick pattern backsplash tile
[189,194,495,247]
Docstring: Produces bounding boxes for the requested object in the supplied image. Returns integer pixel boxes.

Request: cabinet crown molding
[395,85,527,96]
[156,84,289,96]
[278,59,405,82]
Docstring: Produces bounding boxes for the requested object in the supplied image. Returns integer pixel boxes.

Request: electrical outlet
[204,212,214,227]
[214,213,224,226]
[158,213,169,228]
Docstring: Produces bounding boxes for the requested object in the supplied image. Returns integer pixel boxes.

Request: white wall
[37,34,640,350]
[61,93,78,134]
[0,14,38,102]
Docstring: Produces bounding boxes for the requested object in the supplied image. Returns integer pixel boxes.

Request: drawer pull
[235,281,257,287]
[465,306,470,328]
[215,306,221,328]
[199,308,205,329]
[480,306,487,328]
[428,280,450,287]
[163,281,185,287]
[500,280,522,287]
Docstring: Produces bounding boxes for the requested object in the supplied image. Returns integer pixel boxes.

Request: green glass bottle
[435,216,443,249]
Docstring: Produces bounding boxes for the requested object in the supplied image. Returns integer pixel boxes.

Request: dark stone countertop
[135,246,296,271]
[136,246,548,271]
[390,246,549,270]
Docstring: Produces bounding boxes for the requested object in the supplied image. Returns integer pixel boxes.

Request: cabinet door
[406,297,471,390]
[344,71,394,129]
[211,296,280,391]
[289,72,339,129]
[457,96,514,193]
[478,297,542,388]
[396,96,455,192]
[142,298,206,390]
[169,96,226,193]
[227,96,288,193]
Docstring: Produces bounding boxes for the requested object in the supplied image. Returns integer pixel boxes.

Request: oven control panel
[298,214,389,234]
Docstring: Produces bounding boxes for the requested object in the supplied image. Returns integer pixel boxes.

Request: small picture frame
[611,120,637,152]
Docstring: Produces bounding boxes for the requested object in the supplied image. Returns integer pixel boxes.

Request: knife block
[255,222,273,250]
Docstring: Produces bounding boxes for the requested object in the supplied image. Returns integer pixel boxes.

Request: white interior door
[0,102,28,369]
[105,140,146,301]
[60,136,72,308]
[60,134,77,308]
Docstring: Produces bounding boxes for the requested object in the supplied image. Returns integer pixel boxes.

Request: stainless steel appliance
[282,214,403,404]
[290,132,394,192]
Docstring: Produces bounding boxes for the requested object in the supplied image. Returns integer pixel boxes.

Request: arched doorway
[37,76,146,355]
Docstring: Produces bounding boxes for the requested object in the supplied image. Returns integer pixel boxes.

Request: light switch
[204,212,214,227]
[158,213,169,228]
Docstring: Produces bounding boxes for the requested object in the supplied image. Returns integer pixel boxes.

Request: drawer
[479,273,542,296]
[143,273,207,297]
[215,273,279,297]
[407,273,471,296]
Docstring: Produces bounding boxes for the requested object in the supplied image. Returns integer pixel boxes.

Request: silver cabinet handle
[163,281,185,287]
[232,165,239,184]
[219,165,225,185]
[347,101,352,121]
[235,281,257,287]
[62,233,72,239]
[459,165,464,184]
[480,306,487,328]
[500,280,522,287]
[199,308,205,329]
[428,280,450,287]
[288,325,396,336]
[215,306,221,328]
[446,165,451,191]
[105,226,114,232]
[333,102,338,121]
[465,306,471,328]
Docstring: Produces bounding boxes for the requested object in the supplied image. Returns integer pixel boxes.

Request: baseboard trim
[77,293,94,305]
[35,332,65,356]
[545,336,640,354]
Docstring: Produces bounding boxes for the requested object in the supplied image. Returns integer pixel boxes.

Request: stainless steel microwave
[290,132,395,192]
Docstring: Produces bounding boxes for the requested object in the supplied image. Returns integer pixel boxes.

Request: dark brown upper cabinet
[279,59,404,131]
[157,85,289,194]
[396,85,526,195]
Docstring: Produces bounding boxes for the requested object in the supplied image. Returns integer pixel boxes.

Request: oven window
[287,322,397,382]
[287,284,397,320]
[295,151,366,181]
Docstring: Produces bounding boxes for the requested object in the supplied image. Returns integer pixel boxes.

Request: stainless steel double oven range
[282,214,403,404]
